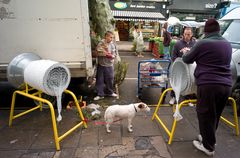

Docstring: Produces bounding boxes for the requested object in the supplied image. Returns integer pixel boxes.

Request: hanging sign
[110,1,161,12]
[114,2,128,9]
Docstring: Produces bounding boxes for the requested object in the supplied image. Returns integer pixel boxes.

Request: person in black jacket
[182,19,232,156]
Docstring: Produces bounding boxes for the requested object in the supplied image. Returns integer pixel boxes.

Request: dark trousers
[196,84,231,151]
[96,65,114,96]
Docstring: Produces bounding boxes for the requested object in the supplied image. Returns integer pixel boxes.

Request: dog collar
[133,104,137,112]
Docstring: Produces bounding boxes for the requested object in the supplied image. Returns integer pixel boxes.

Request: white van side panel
[0,0,92,77]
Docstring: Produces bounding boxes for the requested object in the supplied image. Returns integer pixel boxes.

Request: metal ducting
[7,53,41,89]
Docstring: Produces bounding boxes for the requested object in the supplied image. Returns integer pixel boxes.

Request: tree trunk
[89,0,115,38]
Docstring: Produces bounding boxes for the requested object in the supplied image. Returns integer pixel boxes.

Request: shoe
[94,96,104,101]
[196,135,217,146]
[188,102,194,107]
[109,93,118,97]
[193,140,215,156]
[169,97,175,105]
[197,134,202,142]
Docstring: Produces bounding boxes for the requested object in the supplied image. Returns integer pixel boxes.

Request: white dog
[104,102,150,133]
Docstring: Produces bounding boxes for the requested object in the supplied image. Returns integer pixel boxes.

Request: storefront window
[116,21,130,41]
[142,21,159,39]
[128,21,159,40]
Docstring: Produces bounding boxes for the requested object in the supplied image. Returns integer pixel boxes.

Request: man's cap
[204,18,220,33]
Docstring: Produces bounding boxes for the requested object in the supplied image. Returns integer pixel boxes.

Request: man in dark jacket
[171,27,196,62]
[169,27,196,105]
[182,19,232,156]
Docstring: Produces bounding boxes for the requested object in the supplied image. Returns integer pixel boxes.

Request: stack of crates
[151,39,164,58]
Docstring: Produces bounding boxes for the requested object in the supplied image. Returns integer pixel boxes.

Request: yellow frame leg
[152,88,239,145]
[64,90,87,128]
[220,97,239,136]
[152,88,173,121]
[168,99,197,144]
[9,87,87,150]
[9,90,43,126]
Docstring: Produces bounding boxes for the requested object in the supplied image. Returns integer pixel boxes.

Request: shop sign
[110,0,163,12]
[205,3,218,9]
[130,4,156,9]
[114,2,128,9]
[168,0,220,11]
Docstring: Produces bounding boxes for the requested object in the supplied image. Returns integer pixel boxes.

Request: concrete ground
[0,41,240,158]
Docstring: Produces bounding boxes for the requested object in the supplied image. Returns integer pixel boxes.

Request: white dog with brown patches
[104,102,150,133]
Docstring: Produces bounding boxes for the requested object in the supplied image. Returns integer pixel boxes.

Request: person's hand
[180,47,190,54]
[106,52,113,59]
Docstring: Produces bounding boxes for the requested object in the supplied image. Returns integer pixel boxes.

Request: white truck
[219,7,240,111]
[0,0,93,81]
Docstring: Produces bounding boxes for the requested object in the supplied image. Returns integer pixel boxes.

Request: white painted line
[125,78,138,80]
[120,56,137,57]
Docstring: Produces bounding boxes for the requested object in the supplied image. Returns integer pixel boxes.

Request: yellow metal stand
[152,88,239,144]
[9,84,87,150]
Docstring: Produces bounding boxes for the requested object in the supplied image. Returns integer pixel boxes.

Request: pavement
[0,41,240,158]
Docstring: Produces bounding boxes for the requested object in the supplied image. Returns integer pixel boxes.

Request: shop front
[110,0,168,41]
[167,0,226,37]
[168,0,223,21]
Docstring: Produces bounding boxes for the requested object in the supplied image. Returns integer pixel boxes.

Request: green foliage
[111,18,116,25]
[89,0,114,38]
[148,37,163,42]
[169,39,177,57]
[158,41,164,55]
[148,38,155,42]
[81,107,101,120]
[81,108,92,120]
[90,30,101,50]
[114,61,129,86]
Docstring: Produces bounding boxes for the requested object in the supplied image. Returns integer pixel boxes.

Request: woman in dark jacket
[182,19,232,156]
